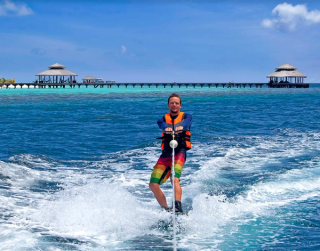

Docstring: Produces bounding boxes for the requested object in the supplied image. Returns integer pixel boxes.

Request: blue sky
[1,0,320,83]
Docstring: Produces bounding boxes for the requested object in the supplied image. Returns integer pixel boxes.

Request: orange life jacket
[159,112,191,151]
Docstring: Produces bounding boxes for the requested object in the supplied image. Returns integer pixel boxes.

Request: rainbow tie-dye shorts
[150,148,187,185]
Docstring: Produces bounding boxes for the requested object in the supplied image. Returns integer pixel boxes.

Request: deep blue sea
[0,84,320,250]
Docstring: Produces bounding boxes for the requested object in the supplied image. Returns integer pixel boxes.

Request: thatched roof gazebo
[36,63,78,83]
[267,63,307,84]
[82,76,96,83]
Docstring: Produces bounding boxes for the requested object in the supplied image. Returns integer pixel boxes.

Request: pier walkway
[0,82,309,89]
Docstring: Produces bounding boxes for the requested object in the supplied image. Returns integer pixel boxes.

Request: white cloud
[121,45,127,54]
[0,0,33,16]
[262,3,320,31]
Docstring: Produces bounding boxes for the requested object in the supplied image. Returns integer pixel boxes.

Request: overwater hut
[267,63,307,84]
[35,63,78,84]
[82,76,96,83]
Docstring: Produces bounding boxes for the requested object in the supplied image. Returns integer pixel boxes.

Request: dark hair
[168,93,181,105]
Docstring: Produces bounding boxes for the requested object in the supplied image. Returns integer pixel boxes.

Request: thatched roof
[49,63,66,69]
[36,69,78,76]
[82,76,96,80]
[267,63,306,78]
[36,63,77,76]
[276,63,297,70]
[267,70,306,78]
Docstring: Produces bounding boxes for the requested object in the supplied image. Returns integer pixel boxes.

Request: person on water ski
[149,93,192,213]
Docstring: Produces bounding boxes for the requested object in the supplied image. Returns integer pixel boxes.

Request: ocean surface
[0,84,320,250]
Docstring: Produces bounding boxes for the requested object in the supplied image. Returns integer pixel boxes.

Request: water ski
[164,209,188,216]
[176,211,188,216]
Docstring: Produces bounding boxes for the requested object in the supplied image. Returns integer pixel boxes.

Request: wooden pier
[267,82,309,88]
[0,82,309,89]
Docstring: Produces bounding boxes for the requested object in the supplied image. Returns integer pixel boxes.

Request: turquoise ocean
[0,85,320,250]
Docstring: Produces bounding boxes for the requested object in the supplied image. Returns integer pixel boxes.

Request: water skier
[149,93,192,213]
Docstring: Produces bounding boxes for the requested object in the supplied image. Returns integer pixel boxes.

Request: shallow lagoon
[0,85,320,250]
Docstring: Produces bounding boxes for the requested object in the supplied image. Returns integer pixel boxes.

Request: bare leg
[149,183,168,207]
[170,177,182,201]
